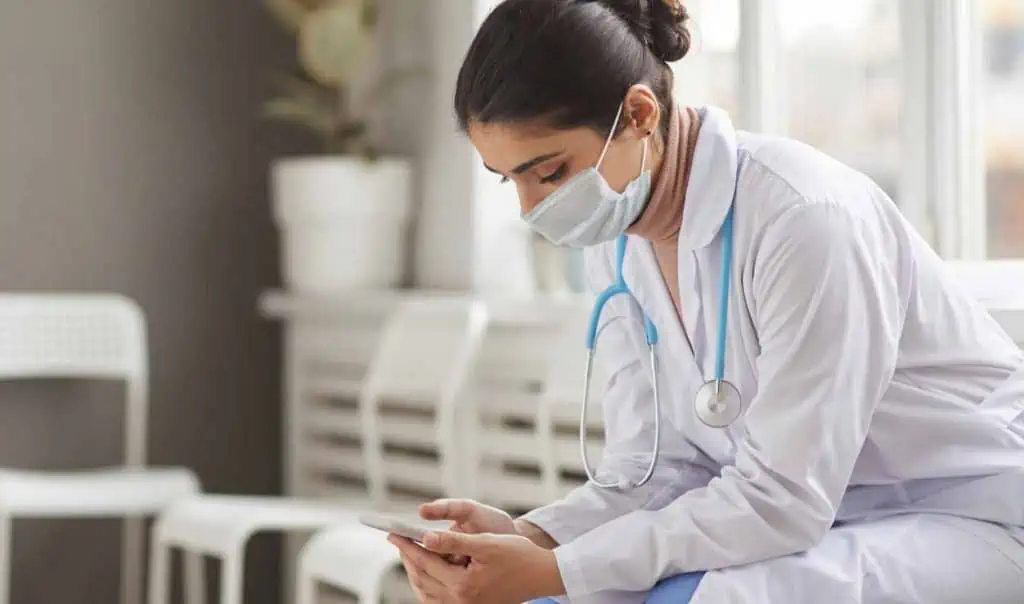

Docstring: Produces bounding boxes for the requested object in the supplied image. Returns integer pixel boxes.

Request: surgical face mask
[523,104,651,248]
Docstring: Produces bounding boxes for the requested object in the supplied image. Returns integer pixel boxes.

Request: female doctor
[388,0,1024,602]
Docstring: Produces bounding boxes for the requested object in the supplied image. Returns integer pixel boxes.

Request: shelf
[259,289,594,327]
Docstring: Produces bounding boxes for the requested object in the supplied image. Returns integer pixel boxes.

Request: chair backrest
[989,306,1024,349]
[946,261,1024,350]
[468,302,604,514]
[0,293,149,465]
[536,307,608,501]
[947,260,1024,306]
[358,298,488,507]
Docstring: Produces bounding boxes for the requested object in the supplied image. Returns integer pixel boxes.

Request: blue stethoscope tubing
[580,205,737,489]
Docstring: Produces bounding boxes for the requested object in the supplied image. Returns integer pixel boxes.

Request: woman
[389,0,1024,602]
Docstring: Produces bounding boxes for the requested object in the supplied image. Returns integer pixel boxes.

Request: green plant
[263,0,412,157]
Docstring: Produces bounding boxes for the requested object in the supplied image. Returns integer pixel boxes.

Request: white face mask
[523,103,651,248]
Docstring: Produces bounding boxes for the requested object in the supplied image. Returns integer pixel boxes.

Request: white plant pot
[272,156,412,292]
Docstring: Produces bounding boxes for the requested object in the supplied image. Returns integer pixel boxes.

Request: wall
[0,1,302,601]
[415,0,481,290]
[416,0,538,294]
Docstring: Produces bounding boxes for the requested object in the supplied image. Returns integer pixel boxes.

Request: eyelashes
[498,162,569,185]
[540,162,568,184]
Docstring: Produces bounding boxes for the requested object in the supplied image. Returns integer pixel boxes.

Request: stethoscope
[580,204,742,490]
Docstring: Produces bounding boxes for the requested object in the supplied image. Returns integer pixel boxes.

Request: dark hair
[454,0,691,138]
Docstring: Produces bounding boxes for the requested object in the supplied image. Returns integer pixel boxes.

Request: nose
[518,185,547,215]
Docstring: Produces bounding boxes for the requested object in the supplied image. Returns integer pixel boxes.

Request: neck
[626,103,701,243]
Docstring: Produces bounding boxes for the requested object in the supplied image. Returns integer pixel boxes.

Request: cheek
[599,161,634,195]
[598,144,644,194]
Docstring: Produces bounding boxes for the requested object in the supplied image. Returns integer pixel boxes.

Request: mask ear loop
[639,134,649,175]
[596,103,650,178]
[596,103,625,169]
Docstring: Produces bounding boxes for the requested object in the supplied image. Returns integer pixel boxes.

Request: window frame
[731,0,990,259]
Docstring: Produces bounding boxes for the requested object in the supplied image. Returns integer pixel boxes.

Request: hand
[391,531,565,604]
[419,498,517,535]
[418,499,517,567]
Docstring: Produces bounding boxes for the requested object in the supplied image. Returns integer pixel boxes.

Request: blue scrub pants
[532,571,704,603]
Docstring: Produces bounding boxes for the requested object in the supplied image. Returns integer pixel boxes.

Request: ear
[622,85,661,140]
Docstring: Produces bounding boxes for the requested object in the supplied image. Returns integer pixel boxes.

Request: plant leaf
[264,0,308,31]
[298,2,370,86]
[262,95,336,137]
[269,70,334,108]
[364,65,430,105]
[362,0,380,28]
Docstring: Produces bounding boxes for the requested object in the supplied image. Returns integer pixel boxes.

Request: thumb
[419,498,477,523]
[422,530,488,557]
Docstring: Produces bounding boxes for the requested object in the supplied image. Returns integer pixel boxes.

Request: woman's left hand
[390,530,565,604]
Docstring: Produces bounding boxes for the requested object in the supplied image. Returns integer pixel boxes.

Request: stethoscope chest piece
[694,379,743,428]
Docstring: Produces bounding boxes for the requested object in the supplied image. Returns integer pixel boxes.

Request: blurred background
[0,1,1021,603]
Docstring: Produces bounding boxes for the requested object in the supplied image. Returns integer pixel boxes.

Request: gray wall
[0,1,308,601]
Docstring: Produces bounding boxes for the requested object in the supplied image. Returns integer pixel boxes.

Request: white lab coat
[521,108,1024,603]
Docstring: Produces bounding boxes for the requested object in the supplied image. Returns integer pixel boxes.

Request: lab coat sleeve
[553,203,903,597]
[519,246,717,546]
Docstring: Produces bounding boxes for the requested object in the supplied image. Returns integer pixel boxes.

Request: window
[497,0,1022,297]
[777,0,902,200]
[673,0,739,117]
[982,0,1024,257]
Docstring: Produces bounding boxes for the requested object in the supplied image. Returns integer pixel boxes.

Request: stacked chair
[147,299,488,604]
[4,272,1023,604]
[0,294,200,604]
[294,302,602,604]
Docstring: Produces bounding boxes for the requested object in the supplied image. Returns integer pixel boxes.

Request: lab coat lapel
[677,107,743,382]
[678,107,740,252]
[622,237,704,388]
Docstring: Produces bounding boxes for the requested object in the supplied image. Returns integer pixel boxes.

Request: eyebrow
[484,151,562,176]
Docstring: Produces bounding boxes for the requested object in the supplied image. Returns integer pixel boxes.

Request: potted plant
[265,0,415,292]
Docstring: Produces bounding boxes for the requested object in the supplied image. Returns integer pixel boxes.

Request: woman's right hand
[400,498,559,602]
[402,498,517,590]
[418,498,517,535]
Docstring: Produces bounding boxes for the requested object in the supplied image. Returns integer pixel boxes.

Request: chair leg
[219,549,244,604]
[184,551,206,604]
[0,516,11,604]
[283,533,303,604]
[295,568,317,604]
[120,516,143,604]
[146,536,171,604]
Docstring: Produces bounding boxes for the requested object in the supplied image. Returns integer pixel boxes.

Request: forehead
[467,121,602,172]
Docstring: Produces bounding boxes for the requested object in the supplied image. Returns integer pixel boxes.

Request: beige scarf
[627,103,702,319]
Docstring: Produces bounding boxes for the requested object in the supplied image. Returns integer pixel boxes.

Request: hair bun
[597,0,691,63]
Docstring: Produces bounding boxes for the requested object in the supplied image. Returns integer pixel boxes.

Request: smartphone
[359,512,440,543]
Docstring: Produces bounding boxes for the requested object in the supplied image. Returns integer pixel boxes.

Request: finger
[390,535,464,583]
[422,530,489,557]
[400,556,447,603]
[419,498,477,523]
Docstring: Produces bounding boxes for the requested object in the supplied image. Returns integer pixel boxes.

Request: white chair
[154,298,487,604]
[464,304,599,516]
[0,293,201,604]
[946,260,1024,347]
[294,298,488,604]
[947,260,1024,306]
[989,306,1024,347]
[535,308,608,503]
